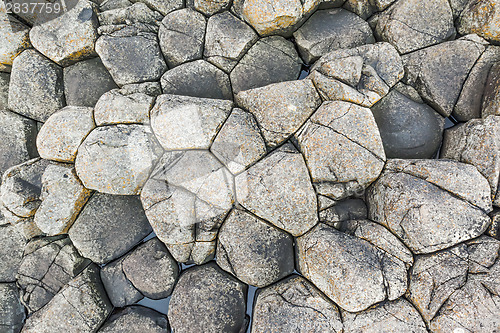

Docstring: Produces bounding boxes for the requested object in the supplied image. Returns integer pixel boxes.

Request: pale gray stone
[0,283,25,333]
[98,2,162,27]
[0,223,25,282]
[0,14,30,72]
[94,89,154,126]
[0,73,8,108]
[458,0,500,43]
[100,0,133,11]
[98,306,169,333]
[483,62,500,118]
[129,0,182,15]
[119,81,162,96]
[343,0,397,19]
[188,0,232,15]
[100,256,143,308]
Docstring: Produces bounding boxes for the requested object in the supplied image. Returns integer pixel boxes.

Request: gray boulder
[0,14,30,72]
[0,283,25,333]
[458,0,500,43]
[187,0,231,15]
[483,61,500,118]
[98,2,162,27]
[94,88,154,126]
[0,223,25,282]
[129,0,182,15]
[319,198,368,227]
[343,0,397,19]
[0,73,8,109]
[68,193,152,264]
[98,306,169,333]
[100,256,143,307]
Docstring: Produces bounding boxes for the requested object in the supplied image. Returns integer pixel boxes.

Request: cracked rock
[252,275,343,333]
[236,144,318,236]
[236,79,321,147]
[168,263,247,333]
[319,198,368,227]
[100,256,143,307]
[16,236,90,313]
[150,94,233,150]
[343,0,397,19]
[0,73,8,108]
[98,2,162,27]
[75,124,163,195]
[217,209,294,287]
[367,159,493,254]
[483,62,500,118]
[94,88,154,126]
[293,8,375,64]
[309,42,404,108]
[187,0,232,15]
[0,223,25,282]
[0,283,25,333]
[141,150,234,264]
[0,14,30,72]
[458,0,500,43]
[99,306,169,333]
[296,101,386,200]
[68,193,152,264]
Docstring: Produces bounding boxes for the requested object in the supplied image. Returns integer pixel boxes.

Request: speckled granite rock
[98,306,169,333]
[0,283,25,333]
[100,256,143,307]
[458,0,500,43]
[0,223,25,282]
[94,88,154,125]
[0,14,30,72]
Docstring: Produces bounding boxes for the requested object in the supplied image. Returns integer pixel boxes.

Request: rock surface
[0,283,25,333]
[0,223,25,282]
[94,88,154,125]
[98,306,169,333]
[0,14,30,72]
[458,0,500,43]
[100,256,143,307]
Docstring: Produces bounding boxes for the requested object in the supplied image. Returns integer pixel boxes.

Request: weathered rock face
[343,0,397,19]
[98,306,169,333]
[293,8,374,64]
[187,0,232,15]
[0,283,25,333]
[17,236,90,313]
[75,124,163,195]
[68,193,152,264]
[367,159,492,254]
[100,255,143,307]
[94,88,154,126]
[252,275,343,333]
[168,263,247,333]
[22,264,112,333]
[141,150,234,264]
[97,2,162,28]
[458,0,500,43]
[0,73,9,109]
[483,62,500,118]
[319,198,368,227]
[0,14,30,72]
[236,144,318,236]
[296,100,385,200]
[0,223,25,282]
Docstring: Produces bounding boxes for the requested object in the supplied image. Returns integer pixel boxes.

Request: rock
[98,306,169,333]
[187,0,231,15]
[458,0,500,43]
[402,35,487,117]
[161,60,233,100]
[342,298,427,333]
[210,108,267,174]
[374,0,455,54]
[94,89,154,126]
[252,275,343,333]
[483,62,500,118]
[119,81,162,96]
[100,256,143,307]
[8,50,65,122]
[0,110,38,179]
[0,14,30,72]
[367,159,492,254]
[100,0,135,11]
[158,8,206,68]
[63,57,118,107]
[230,36,302,94]
[204,11,258,72]
[168,263,247,333]
[95,29,167,86]
[68,193,152,264]
[141,150,234,264]
[98,3,162,27]
[22,264,112,333]
[129,0,182,15]
[371,86,445,159]
[296,101,385,200]
[0,73,8,108]
[150,94,233,150]
[29,0,99,66]
[236,144,318,236]
[309,42,403,108]
[36,106,95,163]
[343,0,397,19]
[0,223,25,282]
[293,8,374,64]
[17,236,90,313]
[121,238,179,299]
[441,116,500,206]
[0,283,25,333]
[75,124,163,195]
[217,209,294,287]
[235,79,321,147]
[319,198,368,227]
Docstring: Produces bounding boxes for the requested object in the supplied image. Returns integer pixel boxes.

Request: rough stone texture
[0,73,8,108]
[168,263,247,333]
[204,11,258,72]
[8,50,65,122]
[296,223,409,312]
[17,236,90,313]
[129,0,182,15]
[187,0,231,15]
[158,8,206,68]
[309,42,404,108]
[121,238,179,299]
[252,275,343,333]
[119,81,162,96]
[458,0,500,43]
[33,164,92,235]
[371,86,445,159]
[0,14,30,72]
[343,0,397,19]
[296,101,385,200]
[367,159,492,254]
[0,110,38,179]
[100,256,143,307]
[98,306,169,333]
[236,144,318,236]
[0,223,25,282]
[217,209,294,287]
[483,62,500,118]
[161,60,233,100]
[342,298,427,333]
[22,264,112,333]
[293,8,374,64]
[29,0,99,66]
[36,106,95,163]
[68,193,152,264]
[230,36,302,94]
[0,283,25,333]
[374,0,455,54]
[141,150,234,264]
[75,124,163,195]
[441,116,500,206]
[319,198,368,227]
[402,35,487,117]
[236,79,321,147]
[97,3,162,27]
[63,57,118,107]
[150,94,233,150]
[210,108,267,174]
[94,88,154,126]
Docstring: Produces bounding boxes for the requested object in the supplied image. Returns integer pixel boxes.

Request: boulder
[98,306,169,332]
[100,256,143,307]
[0,283,25,333]
[0,223,25,282]
[458,0,500,43]
[94,88,154,125]
[0,14,30,72]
